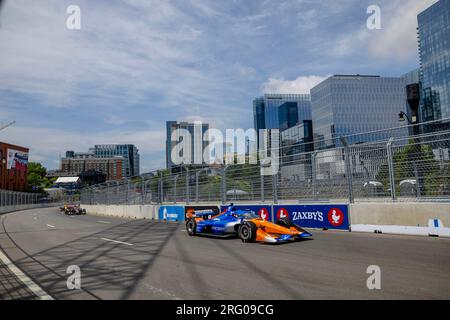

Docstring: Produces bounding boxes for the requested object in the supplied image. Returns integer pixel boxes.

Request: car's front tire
[238,222,257,243]
[186,219,197,236]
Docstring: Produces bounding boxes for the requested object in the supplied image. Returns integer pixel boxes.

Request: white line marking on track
[98,221,111,224]
[100,238,133,246]
[46,224,56,228]
[0,249,53,300]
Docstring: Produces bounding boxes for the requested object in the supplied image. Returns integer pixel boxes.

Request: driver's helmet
[228,203,236,212]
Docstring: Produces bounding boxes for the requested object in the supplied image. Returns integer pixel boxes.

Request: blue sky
[0,0,437,172]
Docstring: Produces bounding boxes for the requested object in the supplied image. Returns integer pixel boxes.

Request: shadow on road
[9,220,180,300]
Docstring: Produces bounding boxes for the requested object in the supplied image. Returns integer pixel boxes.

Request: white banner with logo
[7,148,29,171]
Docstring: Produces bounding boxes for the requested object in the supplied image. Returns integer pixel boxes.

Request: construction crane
[0,121,16,132]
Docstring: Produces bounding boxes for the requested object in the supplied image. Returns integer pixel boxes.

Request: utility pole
[0,121,16,132]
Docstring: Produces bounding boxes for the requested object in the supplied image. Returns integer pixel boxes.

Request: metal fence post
[141,176,145,205]
[159,171,164,204]
[195,171,201,203]
[186,167,190,205]
[340,137,354,204]
[173,175,178,204]
[272,173,278,204]
[311,152,317,201]
[387,138,397,201]
[221,167,226,204]
[260,172,265,203]
[413,162,421,197]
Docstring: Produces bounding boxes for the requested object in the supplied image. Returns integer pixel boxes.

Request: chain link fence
[0,190,60,214]
[0,190,41,206]
[81,124,450,205]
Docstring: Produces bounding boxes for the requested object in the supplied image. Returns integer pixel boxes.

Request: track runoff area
[0,207,449,311]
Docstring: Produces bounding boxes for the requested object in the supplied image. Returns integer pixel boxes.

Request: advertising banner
[185,205,220,220]
[7,149,28,171]
[158,206,185,222]
[220,205,273,222]
[273,204,350,230]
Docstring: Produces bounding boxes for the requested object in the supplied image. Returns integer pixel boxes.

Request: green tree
[27,162,49,193]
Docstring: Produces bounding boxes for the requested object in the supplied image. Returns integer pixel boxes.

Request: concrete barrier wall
[349,202,450,227]
[81,202,450,237]
[82,204,159,220]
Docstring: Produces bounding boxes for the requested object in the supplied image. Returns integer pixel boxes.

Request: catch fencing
[81,122,450,205]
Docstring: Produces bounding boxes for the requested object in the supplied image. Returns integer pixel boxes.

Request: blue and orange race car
[185,204,312,243]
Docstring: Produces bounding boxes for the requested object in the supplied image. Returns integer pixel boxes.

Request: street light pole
[195,168,208,203]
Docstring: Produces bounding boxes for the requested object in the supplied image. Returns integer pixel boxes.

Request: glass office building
[166,121,210,169]
[91,144,140,177]
[417,0,450,125]
[253,94,312,147]
[280,120,313,163]
[311,75,408,150]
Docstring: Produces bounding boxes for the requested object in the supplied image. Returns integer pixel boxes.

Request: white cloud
[332,0,438,61]
[367,0,438,60]
[261,75,331,94]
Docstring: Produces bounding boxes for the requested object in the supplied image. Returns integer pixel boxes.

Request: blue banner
[220,205,273,222]
[159,206,185,222]
[273,205,350,230]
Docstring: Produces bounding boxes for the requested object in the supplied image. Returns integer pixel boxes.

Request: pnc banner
[158,206,185,222]
[185,206,220,220]
[220,205,273,222]
[273,205,350,230]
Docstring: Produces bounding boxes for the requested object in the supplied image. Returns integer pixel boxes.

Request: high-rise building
[253,94,312,147]
[87,145,139,177]
[60,156,123,181]
[166,121,210,169]
[310,75,409,150]
[417,0,450,127]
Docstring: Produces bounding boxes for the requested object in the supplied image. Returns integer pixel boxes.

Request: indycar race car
[185,204,312,243]
[60,204,86,215]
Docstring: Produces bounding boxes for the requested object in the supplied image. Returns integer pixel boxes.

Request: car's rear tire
[186,219,197,236]
[238,222,257,243]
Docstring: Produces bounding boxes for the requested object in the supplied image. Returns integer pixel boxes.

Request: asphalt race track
[1,207,449,300]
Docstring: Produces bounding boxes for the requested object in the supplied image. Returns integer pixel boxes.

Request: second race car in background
[186,204,312,243]
[60,204,86,216]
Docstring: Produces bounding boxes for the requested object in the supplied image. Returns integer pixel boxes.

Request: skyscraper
[417,0,450,127]
[310,75,408,150]
[166,121,210,169]
[253,94,312,147]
